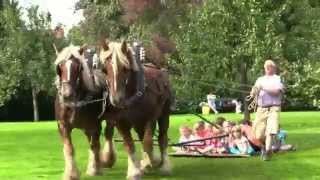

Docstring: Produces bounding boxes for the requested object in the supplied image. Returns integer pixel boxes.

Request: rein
[169,133,228,147]
[59,96,105,108]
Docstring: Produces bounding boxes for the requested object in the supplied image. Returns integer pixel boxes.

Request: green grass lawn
[0,111,320,180]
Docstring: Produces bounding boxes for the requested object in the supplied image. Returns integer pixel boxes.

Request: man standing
[251,59,284,161]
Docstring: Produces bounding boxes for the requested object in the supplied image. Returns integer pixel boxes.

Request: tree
[0,0,24,106]
[75,0,128,43]
[20,5,56,121]
[68,25,86,45]
[172,0,320,114]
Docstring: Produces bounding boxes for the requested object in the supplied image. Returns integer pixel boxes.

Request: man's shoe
[262,151,272,161]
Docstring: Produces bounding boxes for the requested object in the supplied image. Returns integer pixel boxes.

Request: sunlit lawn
[0,111,320,180]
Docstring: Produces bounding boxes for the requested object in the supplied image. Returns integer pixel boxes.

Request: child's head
[179,125,192,137]
[193,121,205,132]
[231,125,242,139]
[216,116,226,127]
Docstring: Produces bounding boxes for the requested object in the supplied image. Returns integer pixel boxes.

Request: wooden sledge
[169,152,250,158]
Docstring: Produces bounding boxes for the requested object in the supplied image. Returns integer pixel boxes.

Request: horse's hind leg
[101,121,116,168]
[140,121,159,172]
[118,125,142,180]
[58,123,80,180]
[157,111,172,176]
[85,129,102,176]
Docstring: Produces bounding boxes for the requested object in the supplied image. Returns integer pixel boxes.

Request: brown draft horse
[99,40,173,180]
[55,45,107,180]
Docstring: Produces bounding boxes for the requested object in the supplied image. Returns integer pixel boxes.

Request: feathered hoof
[140,159,152,173]
[159,163,172,176]
[100,154,116,168]
[86,167,102,176]
[127,174,142,180]
[127,168,142,180]
[63,169,80,180]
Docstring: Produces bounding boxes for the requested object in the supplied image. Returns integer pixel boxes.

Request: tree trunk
[240,59,250,120]
[32,87,39,122]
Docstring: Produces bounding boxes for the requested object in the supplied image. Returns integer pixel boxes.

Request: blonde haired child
[230,126,254,155]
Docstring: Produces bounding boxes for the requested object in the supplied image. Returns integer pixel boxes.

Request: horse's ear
[100,39,109,51]
[79,44,87,55]
[121,40,128,53]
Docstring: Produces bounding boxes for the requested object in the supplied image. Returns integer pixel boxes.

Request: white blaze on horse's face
[60,59,74,98]
[60,58,81,99]
[55,45,85,100]
[101,41,137,108]
[66,59,73,82]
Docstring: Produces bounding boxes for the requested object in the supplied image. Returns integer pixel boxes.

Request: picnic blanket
[169,152,250,158]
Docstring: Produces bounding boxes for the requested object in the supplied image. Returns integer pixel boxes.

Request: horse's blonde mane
[100,41,139,75]
[55,45,84,65]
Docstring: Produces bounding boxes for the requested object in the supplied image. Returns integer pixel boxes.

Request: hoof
[63,170,80,180]
[101,159,115,168]
[101,154,116,168]
[159,168,172,176]
[159,162,172,176]
[127,174,142,180]
[140,159,152,173]
[127,168,142,180]
[140,155,161,173]
[86,167,102,176]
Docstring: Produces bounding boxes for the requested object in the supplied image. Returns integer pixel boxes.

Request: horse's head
[55,45,86,100]
[99,40,139,108]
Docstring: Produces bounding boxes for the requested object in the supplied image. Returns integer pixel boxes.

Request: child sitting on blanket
[193,121,208,150]
[240,119,262,152]
[198,124,227,154]
[229,126,254,155]
[215,116,226,129]
[221,120,234,149]
[193,121,206,139]
[173,125,196,153]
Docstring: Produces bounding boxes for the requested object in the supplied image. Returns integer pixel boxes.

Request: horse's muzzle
[61,84,74,99]
[110,95,126,109]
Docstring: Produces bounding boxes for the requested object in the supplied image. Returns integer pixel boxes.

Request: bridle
[102,42,145,108]
[56,56,108,119]
[56,57,82,106]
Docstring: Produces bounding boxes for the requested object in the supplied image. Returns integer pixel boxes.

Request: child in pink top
[199,124,227,154]
[193,121,206,139]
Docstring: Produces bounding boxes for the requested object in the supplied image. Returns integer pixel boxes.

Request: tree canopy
[1,0,320,120]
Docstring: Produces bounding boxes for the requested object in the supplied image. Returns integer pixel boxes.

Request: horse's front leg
[85,129,102,176]
[58,123,80,180]
[118,125,142,180]
[101,121,116,168]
